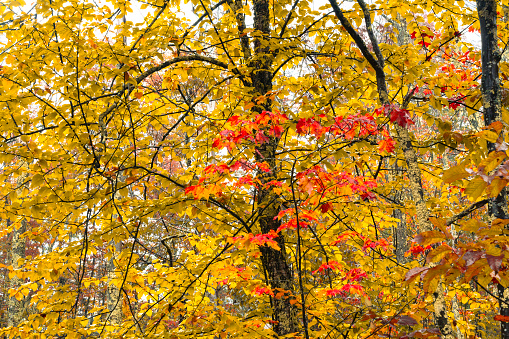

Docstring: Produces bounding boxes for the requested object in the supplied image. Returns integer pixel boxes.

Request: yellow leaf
[464,177,488,201]
[486,177,508,198]
[442,165,470,183]
[476,130,498,143]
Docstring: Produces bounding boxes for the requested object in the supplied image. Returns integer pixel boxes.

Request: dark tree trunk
[250,0,299,335]
[477,0,501,128]
[476,1,509,338]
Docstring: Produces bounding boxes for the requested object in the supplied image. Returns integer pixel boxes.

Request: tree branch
[446,198,490,226]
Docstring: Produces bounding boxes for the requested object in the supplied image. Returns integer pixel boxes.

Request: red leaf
[389,108,414,127]
[320,202,333,213]
[378,137,396,153]
[296,118,308,134]
[185,185,198,194]
[212,138,222,149]
[227,115,241,125]
[253,286,274,296]
[449,101,460,110]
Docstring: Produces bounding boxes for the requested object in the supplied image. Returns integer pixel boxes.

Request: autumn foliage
[0,0,507,338]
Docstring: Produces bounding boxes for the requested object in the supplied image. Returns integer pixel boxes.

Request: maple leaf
[312,261,341,275]
[257,162,271,173]
[1,0,504,335]
[298,175,315,195]
[227,115,241,125]
[378,137,396,154]
[269,124,284,137]
[320,202,333,213]
[325,289,344,297]
[389,108,414,127]
[448,96,464,110]
[255,130,270,144]
[253,286,274,296]
[212,138,222,149]
[344,268,367,282]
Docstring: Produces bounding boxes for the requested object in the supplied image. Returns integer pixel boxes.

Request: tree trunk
[392,17,410,264]
[476,1,509,338]
[327,0,455,336]
[394,125,455,339]
[250,0,299,335]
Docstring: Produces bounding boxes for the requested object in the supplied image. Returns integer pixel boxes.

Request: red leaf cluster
[312,261,341,275]
[375,104,414,127]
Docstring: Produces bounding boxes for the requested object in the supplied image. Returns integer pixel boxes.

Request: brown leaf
[463,251,483,267]
[397,315,418,326]
[405,267,428,282]
[487,254,504,273]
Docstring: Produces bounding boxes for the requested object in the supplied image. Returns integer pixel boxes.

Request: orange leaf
[487,178,508,198]
[126,176,137,184]
[426,244,452,264]
[495,315,509,322]
[487,121,504,133]
[413,230,445,247]
[429,217,453,239]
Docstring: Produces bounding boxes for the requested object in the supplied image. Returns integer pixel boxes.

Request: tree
[0,0,508,338]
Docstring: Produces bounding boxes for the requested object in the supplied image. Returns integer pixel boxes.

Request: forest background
[0,0,506,338]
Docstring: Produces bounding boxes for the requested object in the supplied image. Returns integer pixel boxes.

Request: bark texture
[393,125,454,339]
[250,0,299,335]
[7,220,27,330]
[392,16,410,264]
[476,1,509,338]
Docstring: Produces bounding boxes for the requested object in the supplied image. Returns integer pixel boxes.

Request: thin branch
[446,198,490,226]
[279,0,301,38]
